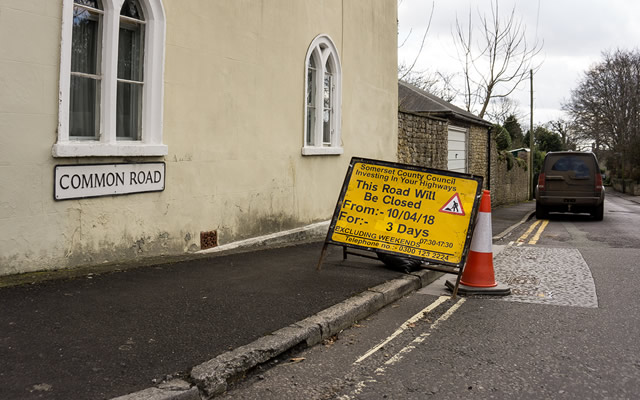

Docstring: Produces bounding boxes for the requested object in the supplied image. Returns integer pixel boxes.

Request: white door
[448,125,467,173]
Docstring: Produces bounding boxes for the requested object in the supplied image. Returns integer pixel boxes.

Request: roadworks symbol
[439,193,465,216]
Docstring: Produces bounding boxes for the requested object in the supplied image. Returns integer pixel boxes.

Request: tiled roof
[398,80,492,127]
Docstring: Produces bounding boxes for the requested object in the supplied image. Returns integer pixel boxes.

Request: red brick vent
[200,230,218,250]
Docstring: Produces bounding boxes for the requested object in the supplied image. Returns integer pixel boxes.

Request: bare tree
[398,65,458,102]
[484,97,522,125]
[453,0,542,118]
[398,1,435,82]
[564,49,640,177]
[398,1,457,102]
[547,119,576,150]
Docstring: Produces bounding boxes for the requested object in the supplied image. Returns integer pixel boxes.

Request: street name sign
[54,162,165,200]
[320,157,484,270]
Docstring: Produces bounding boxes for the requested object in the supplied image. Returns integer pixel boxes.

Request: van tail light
[538,173,546,191]
[595,172,603,194]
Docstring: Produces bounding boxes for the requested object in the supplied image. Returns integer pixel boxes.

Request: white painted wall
[0,0,398,275]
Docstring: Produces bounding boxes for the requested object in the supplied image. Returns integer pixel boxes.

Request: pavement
[607,187,640,204]
[0,200,535,400]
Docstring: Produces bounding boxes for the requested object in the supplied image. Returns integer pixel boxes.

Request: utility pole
[529,69,534,200]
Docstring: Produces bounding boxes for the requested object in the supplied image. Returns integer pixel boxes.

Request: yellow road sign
[327,158,483,267]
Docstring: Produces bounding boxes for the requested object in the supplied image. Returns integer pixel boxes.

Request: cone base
[460,251,497,287]
[460,279,498,288]
[445,279,511,296]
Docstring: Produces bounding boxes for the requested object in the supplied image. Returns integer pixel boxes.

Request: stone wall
[467,124,489,183]
[611,179,640,195]
[490,145,530,207]
[397,112,448,169]
[398,111,490,184]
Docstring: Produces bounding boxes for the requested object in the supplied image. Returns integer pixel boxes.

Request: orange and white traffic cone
[446,190,510,296]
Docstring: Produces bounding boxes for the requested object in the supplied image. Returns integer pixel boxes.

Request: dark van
[535,151,605,220]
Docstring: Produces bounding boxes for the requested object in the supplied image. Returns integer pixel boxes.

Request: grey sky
[398,0,640,126]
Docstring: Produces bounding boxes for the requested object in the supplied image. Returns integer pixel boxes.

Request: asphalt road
[221,192,640,399]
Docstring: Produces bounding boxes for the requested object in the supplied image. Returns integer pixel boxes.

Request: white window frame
[53,0,167,157]
[302,34,343,156]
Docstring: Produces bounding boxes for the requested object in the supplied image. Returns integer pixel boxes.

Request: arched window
[54,0,167,157]
[117,0,145,140]
[68,0,103,140]
[303,35,342,156]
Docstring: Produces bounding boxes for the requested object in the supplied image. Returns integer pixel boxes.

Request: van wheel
[536,203,548,219]
[592,203,604,221]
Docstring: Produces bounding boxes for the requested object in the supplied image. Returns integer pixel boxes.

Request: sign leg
[451,270,464,299]
[316,243,329,271]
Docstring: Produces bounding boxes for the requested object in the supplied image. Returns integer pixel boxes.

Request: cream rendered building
[0,0,398,275]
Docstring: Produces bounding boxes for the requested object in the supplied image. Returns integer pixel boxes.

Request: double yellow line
[515,219,549,246]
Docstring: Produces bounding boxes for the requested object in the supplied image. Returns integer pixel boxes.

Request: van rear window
[550,156,591,178]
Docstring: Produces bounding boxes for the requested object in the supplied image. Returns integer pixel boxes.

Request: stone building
[398,80,493,182]
[398,80,529,206]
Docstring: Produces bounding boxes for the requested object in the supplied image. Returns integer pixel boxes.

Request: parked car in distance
[535,151,605,220]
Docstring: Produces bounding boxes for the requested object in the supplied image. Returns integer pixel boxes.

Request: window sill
[52,142,168,158]
[301,146,344,156]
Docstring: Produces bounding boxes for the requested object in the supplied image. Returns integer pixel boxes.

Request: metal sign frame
[317,157,484,297]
